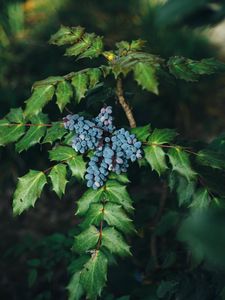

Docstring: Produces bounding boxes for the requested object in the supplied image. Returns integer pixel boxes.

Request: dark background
[1,0,225,299]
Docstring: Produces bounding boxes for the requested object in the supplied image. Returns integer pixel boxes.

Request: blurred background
[1,0,225,299]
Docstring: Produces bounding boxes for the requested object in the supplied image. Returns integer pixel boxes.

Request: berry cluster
[63,106,142,189]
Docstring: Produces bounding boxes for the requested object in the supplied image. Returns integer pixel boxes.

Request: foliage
[2,22,225,300]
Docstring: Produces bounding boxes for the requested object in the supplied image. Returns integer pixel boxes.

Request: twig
[116,77,136,128]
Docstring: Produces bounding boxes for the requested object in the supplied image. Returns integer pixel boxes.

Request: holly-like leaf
[49,145,75,161]
[67,272,84,300]
[190,188,211,209]
[32,76,63,88]
[0,119,25,147]
[49,146,85,180]
[133,62,159,94]
[13,170,47,215]
[168,57,225,82]
[104,203,135,234]
[105,181,134,213]
[197,149,225,170]
[49,25,84,46]
[71,72,88,103]
[81,203,104,228]
[65,33,95,57]
[16,113,49,153]
[80,250,107,300]
[42,122,67,144]
[73,226,99,254]
[49,164,68,198]
[68,155,86,180]
[56,80,74,112]
[76,188,104,216]
[148,128,177,144]
[24,85,55,117]
[102,227,131,257]
[168,147,196,181]
[131,124,151,141]
[144,145,168,175]
[79,36,103,59]
[169,172,196,206]
[6,107,24,123]
[87,68,102,88]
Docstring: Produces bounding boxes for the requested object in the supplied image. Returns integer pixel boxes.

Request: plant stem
[116,77,136,128]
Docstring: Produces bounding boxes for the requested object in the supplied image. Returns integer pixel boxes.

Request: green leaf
[168,147,196,181]
[49,145,75,161]
[105,181,134,213]
[148,128,177,144]
[71,72,88,103]
[13,170,47,215]
[49,164,68,198]
[49,146,85,180]
[131,124,151,141]
[130,39,146,51]
[6,107,24,123]
[24,85,55,117]
[168,57,225,82]
[169,172,196,206]
[197,149,225,170]
[81,202,134,234]
[79,36,103,59]
[133,62,159,94]
[15,113,48,153]
[80,250,107,300]
[49,25,84,46]
[81,203,104,228]
[102,227,131,257]
[144,145,168,175]
[76,188,104,216]
[67,272,84,300]
[42,122,67,144]
[190,188,211,209]
[33,76,63,88]
[87,68,102,88]
[68,155,86,180]
[104,203,135,234]
[65,33,94,57]
[73,226,99,254]
[56,80,73,112]
[0,119,25,146]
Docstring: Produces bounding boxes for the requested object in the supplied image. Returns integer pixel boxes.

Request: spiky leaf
[13,170,47,215]
[49,164,68,198]
[105,181,133,213]
[148,128,177,144]
[56,80,73,112]
[144,145,168,175]
[76,188,104,216]
[133,62,159,94]
[73,226,99,254]
[104,203,135,234]
[16,113,48,153]
[168,148,196,181]
[102,227,131,257]
[71,72,88,103]
[42,122,67,144]
[197,149,225,170]
[80,250,107,300]
[190,188,211,209]
[0,119,25,146]
[49,25,84,46]
[24,85,55,117]
[67,272,84,300]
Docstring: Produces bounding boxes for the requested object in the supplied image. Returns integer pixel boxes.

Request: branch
[116,77,136,128]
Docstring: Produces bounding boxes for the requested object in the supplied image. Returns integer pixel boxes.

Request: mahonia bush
[2,25,225,299]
